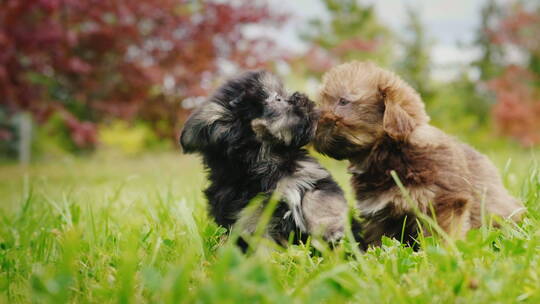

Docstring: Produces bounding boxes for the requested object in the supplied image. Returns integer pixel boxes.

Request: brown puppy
[314,61,525,246]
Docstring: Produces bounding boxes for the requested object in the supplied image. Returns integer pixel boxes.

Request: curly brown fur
[314,61,525,247]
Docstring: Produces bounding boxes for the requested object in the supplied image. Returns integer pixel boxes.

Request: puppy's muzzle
[318,111,340,129]
[314,111,356,159]
[314,111,338,149]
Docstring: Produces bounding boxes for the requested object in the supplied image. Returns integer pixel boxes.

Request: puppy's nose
[319,112,338,127]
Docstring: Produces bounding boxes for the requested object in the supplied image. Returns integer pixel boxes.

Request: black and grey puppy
[180,70,351,248]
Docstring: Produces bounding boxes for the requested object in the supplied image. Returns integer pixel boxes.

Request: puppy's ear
[180,102,231,153]
[251,92,318,147]
[382,94,415,141]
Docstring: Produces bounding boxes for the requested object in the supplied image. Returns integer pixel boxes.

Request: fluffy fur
[314,61,525,246]
[180,70,352,249]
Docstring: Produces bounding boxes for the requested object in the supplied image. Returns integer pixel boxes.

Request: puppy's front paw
[323,224,344,243]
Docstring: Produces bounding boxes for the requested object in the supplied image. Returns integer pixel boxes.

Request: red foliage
[491,8,540,52]
[488,66,540,146]
[332,38,378,56]
[0,0,286,147]
[487,4,540,146]
[294,47,338,74]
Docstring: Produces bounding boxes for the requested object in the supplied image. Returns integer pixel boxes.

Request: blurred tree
[438,0,506,127]
[0,0,286,150]
[487,2,540,146]
[472,0,505,81]
[396,6,434,104]
[297,0,392,75]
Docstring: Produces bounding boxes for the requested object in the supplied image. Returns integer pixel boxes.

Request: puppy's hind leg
[301,189,348,244]
[432,194,472,239]
[362,210,419,248]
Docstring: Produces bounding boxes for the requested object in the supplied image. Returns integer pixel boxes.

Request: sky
[266,0,491,81]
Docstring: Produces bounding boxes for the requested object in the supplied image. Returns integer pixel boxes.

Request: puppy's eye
[338,98,350,106]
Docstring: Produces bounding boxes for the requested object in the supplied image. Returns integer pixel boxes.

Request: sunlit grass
[0,149,539,303]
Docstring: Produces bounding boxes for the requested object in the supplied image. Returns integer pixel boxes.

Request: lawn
[1,146,539,303]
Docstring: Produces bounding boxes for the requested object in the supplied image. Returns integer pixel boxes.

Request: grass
[0,147,539,304]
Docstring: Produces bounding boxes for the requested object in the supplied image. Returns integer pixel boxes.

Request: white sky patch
[261,0,328,54]
[431,45,482,81]
[267,0,491,82]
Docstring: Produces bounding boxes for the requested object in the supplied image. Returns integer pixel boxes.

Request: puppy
[314,61,524,246]
[180,70,351,249]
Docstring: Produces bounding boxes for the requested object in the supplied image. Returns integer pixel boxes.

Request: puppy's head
[251,90,318,148]
[313,61,430,159]
[180,70,317,154]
